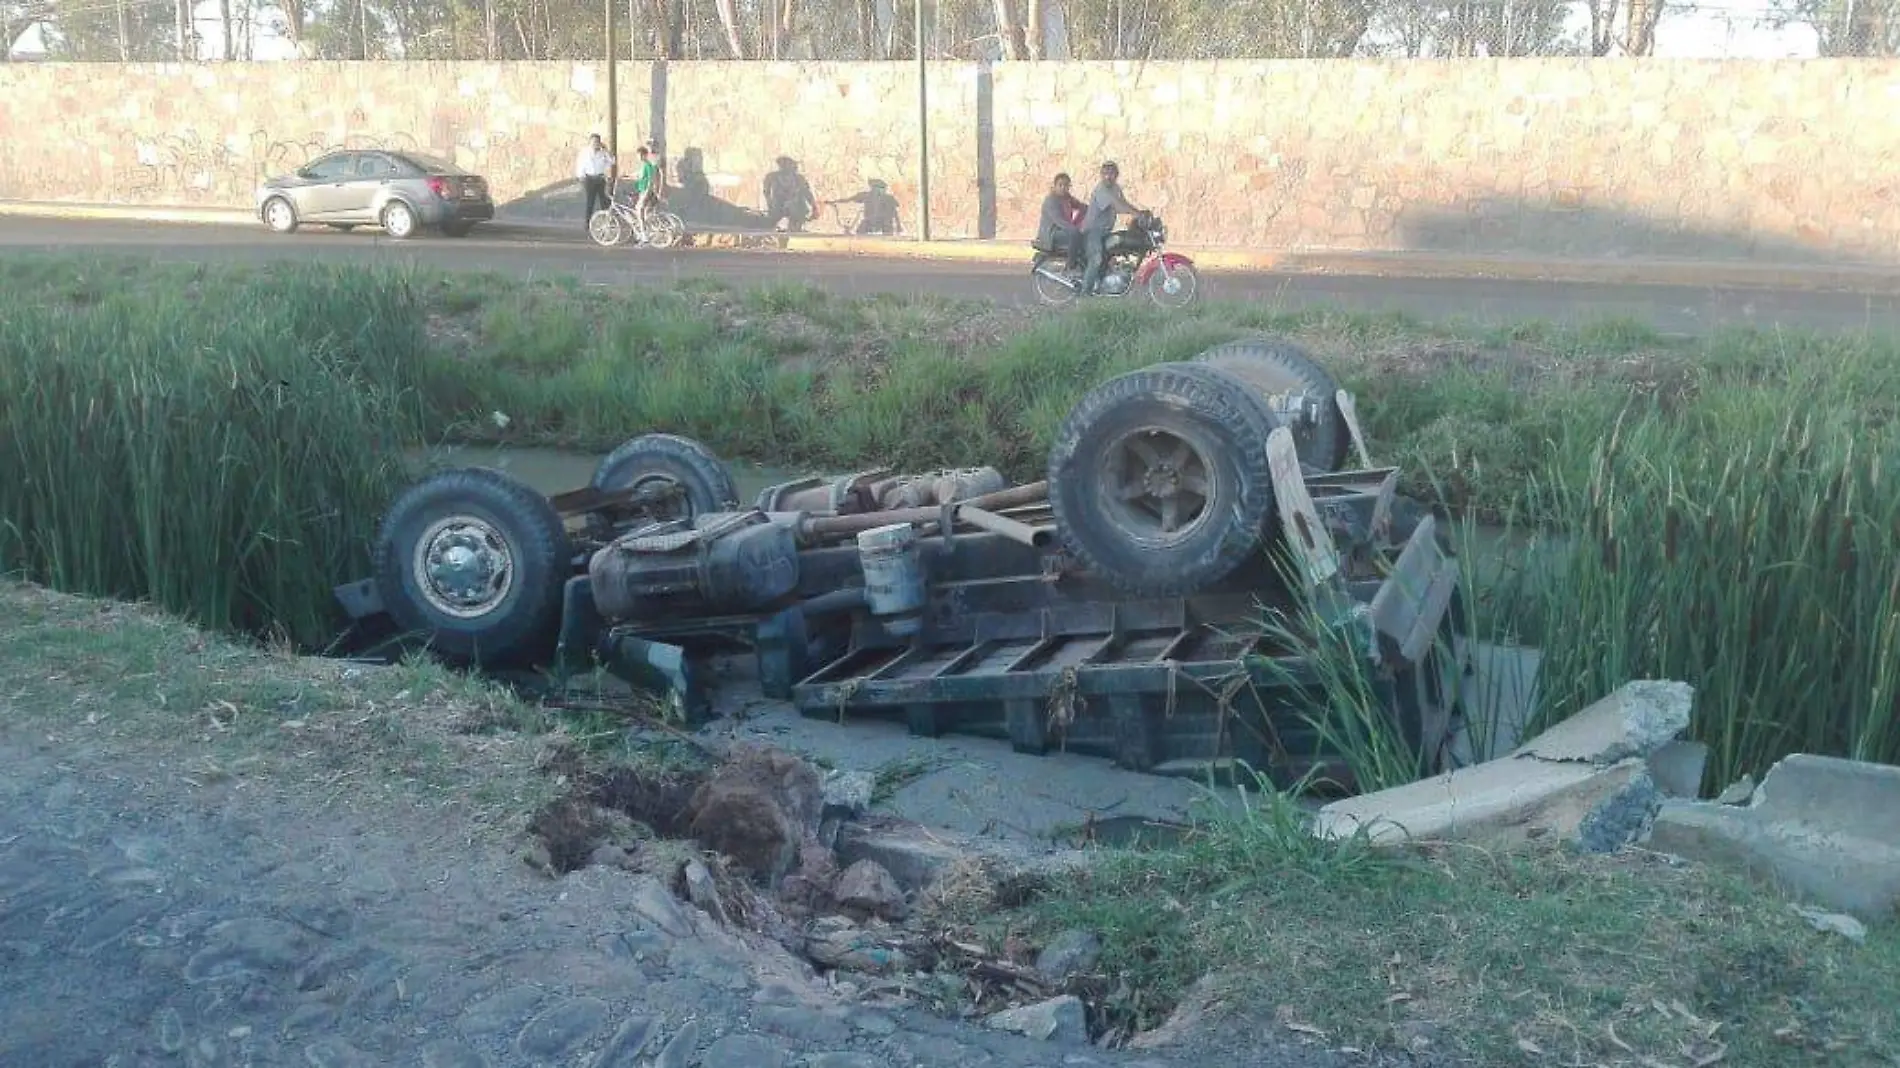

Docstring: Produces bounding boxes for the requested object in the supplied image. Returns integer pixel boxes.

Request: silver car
[255,149,495,239]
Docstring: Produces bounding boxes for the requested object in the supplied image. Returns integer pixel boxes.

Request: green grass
[982,782,1900,1065]
[0,258,428,649]
[7,252,1900,788]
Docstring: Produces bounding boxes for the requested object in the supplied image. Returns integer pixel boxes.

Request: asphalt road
[4,216,1898,336]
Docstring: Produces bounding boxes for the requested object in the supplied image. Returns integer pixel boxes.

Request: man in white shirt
[575,134,616,231]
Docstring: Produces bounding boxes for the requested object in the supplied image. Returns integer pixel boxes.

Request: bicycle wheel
[588,209,623,248]
[647,212,684,250]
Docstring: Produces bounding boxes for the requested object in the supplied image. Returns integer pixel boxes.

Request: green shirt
[633,160,658,194]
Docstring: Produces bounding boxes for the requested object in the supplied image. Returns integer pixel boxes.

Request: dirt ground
[0,581,1427,1068]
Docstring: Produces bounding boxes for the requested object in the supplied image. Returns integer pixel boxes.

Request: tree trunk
[1023,0,1042,57]
[992,0,1022,57]
[777,0,797,57]
[218,0,232,58]
[715,0,746,57]
[1623,0,1662,55]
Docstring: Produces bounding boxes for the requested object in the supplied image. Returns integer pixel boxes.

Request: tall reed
[0,264,428,648]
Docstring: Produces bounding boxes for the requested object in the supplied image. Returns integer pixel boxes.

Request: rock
[653,1020,699,1068]
[518,840,555,874]
[823,769,876,816]
[848,1010,898,1036]
[1792,905,1867,944]
[1715,774,1756,805]
[626,875,699,939]
[1511,679,1693,765]
[810,1055,879,1068]
[983,995,1088,1044]
[752,1004,853,1044]
[514,997,610,1060]
[779,840,841,915]
[590,844,631,870]
[834,859,908,920]
[1646,739,1710,798]
[701,1033,783,1068]
[1128,970,1246,1050]
[834,822,969,892]
[1646,753,1900,922]
[804,916,911,975]
[591,1013,656,1067]
[688,745,825,888]
[682,860,728,925]
[1573,767,1664,854]
[1035,929,1103,980]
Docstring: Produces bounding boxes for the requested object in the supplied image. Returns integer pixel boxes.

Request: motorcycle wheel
[1033,263,1080,307]
[1147,261,1200,309]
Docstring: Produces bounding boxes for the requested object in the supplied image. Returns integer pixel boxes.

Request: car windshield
[397,152,467,175]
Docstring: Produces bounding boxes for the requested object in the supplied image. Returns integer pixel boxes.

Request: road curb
[4,200,1896,294]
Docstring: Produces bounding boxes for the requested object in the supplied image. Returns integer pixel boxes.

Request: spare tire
[373,466,571,668]
[1194,337,1351,473]
[591,433,740,526]
[1048,361,1283,597]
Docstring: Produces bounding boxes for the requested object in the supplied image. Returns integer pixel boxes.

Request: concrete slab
[1647,740,1710,799]
[1646,754,1900,922]
[1314,755,1653,847]
[1510,679,1693,766]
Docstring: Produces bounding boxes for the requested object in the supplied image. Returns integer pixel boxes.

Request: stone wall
[3,59,1898,263]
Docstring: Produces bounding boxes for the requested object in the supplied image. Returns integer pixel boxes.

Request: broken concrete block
[822,769,876,817]
[983,995,1088,1043]
[1316,755,1654,848]
[1647,739,1710,798]
[834,823,971,892]
[1715,775,1756,806]
[1511,679,1693,765]
[834,859,908,921]
[1792,905,1868,944]
[1646,753,1900,922]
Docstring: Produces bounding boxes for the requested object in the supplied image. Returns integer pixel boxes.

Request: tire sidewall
[264,197,296,233]
[376,473,566,665]
[383,201,416,239]
[592,434,739,517]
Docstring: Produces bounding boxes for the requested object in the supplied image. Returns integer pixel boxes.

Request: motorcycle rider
[1035,172,1086,267]
[1079,160,1143,296]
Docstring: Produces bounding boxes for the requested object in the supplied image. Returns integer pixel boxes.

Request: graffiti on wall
[125,129,431,202]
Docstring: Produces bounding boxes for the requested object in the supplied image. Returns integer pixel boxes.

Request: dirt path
[0,723,1416,1068]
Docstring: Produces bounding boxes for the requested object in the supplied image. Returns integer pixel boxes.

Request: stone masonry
[3,58,1898,263]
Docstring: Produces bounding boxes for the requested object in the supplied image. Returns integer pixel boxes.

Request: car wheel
[1193,337,1350,474]
[380,200,417,240]
[1047,361,1282,597]
[372,466,571,668]
[262,196,298,234]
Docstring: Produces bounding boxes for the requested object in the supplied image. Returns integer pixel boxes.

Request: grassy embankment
[4,252,1899,1065]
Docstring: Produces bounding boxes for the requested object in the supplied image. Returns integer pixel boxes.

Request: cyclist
[630,145,661,235]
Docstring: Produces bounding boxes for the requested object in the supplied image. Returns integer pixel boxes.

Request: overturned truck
[335,338,1470,787]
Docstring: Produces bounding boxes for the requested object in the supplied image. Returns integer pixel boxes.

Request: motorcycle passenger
[1079,160,1143,297]
[1036,172,1086,266]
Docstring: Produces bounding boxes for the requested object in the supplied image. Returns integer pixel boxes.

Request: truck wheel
[373,466,570,668]
[1048,362,1283,597]
[1194,337,1351,473]
[590,433,740,526]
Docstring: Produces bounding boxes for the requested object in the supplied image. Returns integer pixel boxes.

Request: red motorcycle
[1029,211,1200,309]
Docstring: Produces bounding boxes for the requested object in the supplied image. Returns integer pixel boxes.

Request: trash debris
[1791,905,1867,944]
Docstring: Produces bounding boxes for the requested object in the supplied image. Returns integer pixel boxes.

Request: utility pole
[605,0,619,165]
[915,0,930,241]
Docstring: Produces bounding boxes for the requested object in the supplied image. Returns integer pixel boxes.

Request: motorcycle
[1029,211,1200,309]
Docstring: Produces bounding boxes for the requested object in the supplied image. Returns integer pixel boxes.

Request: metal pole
[915,0,931,241]
[605,0,619,165]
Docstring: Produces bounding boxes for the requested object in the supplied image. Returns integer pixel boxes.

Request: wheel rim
[411,515,514,619]
[617,473,692,521]
[386,205,413,237]
[1150,266,1198,308]
[266,200,291,230]
[1098,426,1220,547]
[1033,270,1077,306]
[589,211,621,246]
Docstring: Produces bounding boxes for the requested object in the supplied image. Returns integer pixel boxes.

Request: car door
[336,152,404,222]
[292,152,359,220]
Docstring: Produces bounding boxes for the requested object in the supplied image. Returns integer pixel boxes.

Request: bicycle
[588,180,685,250]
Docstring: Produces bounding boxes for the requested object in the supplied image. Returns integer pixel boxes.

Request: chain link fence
[3,0,1895,62]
